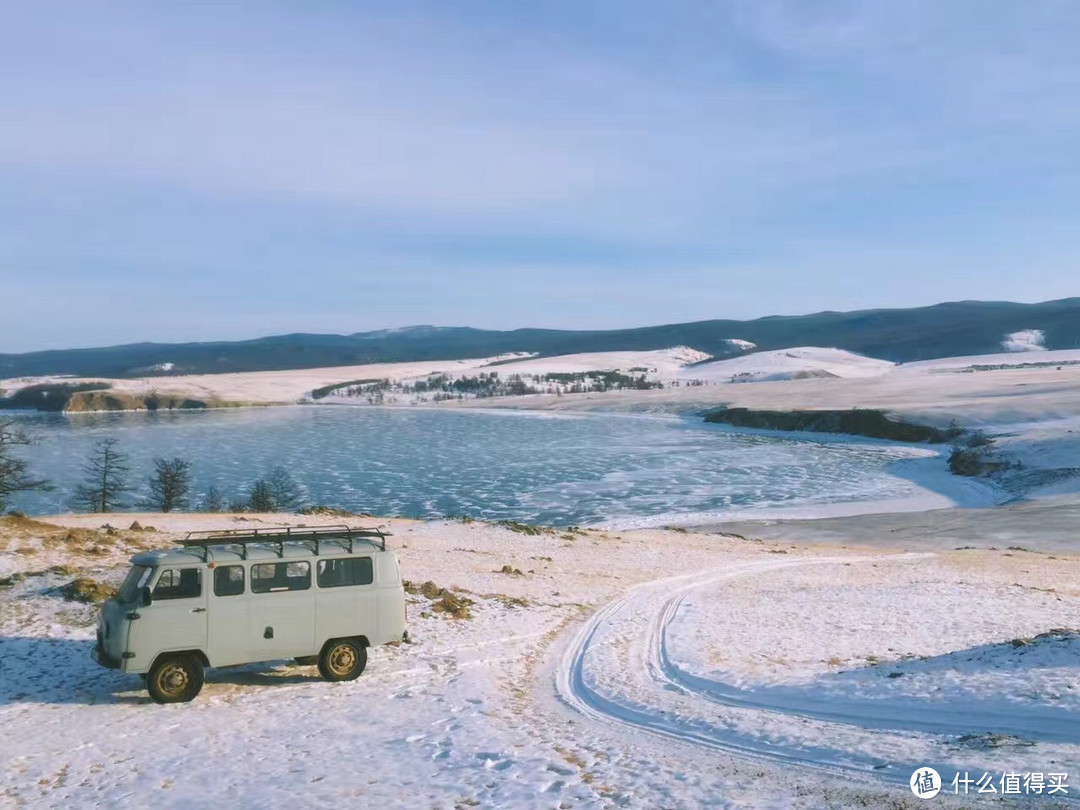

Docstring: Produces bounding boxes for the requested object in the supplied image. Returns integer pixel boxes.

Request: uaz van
[92,526,408,703]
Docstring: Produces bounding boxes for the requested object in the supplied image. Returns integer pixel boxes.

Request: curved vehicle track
[555,555,1080,792]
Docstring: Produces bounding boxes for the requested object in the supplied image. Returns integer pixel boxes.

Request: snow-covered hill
[483,346,710,377]
[680,347,894,383]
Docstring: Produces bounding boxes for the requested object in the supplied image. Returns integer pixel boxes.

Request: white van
[92,526,408,703]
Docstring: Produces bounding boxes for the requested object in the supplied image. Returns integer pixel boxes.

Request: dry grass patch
[488,593,530,609]
[2,564,81,586]
[0,515,58,535]
[432,591,473,619]
[58,577,115,604]
[403,579,474,619]
[495,520,555,536]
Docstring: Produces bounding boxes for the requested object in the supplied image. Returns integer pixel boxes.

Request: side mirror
[139,586,152,607]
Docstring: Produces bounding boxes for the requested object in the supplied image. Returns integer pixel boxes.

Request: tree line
[0,419,306,514]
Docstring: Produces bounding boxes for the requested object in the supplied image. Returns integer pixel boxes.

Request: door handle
[191,607,206,613]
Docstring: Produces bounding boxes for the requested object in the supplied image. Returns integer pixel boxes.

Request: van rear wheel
[147,654,204,703]
[318,639,367,681]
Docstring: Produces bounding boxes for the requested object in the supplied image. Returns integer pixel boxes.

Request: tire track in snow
[554,553,1079,791]
[656,589,1080,746]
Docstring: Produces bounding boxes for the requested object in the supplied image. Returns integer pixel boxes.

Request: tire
[318,639,367,682]
[147,654,204,704]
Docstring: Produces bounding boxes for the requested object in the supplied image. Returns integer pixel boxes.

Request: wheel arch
[151,648,210,670]
[321,635,370,652]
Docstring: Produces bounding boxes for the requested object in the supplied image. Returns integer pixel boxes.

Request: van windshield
[117,565,153,603]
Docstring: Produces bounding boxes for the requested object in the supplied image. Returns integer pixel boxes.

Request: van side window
[152,567,202,600]
[317,557,374,588]
[213,565,245,597]
[250,561,311,593]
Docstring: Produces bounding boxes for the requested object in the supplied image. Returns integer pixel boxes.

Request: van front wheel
[147,654,204,703]
[318,639,367,682]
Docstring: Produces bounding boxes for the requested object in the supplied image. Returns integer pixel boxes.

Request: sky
[2,1,1079,352]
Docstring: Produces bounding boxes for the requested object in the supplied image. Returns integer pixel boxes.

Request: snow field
[3,513,1078,807]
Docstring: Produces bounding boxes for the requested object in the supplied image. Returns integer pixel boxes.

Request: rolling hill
[2,298,1078,379]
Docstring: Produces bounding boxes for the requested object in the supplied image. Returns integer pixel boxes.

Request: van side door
[248,561,316,661]
[126,566,207,672]
[205,564,252,667]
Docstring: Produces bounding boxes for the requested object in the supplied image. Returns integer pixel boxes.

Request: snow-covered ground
[459,347,1080,423]
[899,348,1080,372]
[2,512,1078,808]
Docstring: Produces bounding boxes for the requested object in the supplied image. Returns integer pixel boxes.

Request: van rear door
[315,556,378,644]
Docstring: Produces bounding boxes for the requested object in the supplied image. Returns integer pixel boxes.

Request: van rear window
[214,565,245,597]
[317,557,374,588]
[251,561,311,593]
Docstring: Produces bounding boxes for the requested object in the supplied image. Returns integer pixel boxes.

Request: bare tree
[147,457,191,512]
[247,478,277,512]
[200,485,226,513]
[74,437,130,513]
[0,419,52,511]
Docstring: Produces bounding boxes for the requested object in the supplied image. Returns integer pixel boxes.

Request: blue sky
[2,1,1079,352]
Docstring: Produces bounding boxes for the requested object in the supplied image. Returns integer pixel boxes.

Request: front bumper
[92,641,122,670]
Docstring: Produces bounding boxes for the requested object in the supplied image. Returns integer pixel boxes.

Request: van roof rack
[179,525,388,561]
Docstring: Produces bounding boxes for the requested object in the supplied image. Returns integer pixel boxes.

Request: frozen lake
[8,406,973,526]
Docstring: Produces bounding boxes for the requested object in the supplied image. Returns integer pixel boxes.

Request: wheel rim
[157,663,189,696]
[328,645,356,676]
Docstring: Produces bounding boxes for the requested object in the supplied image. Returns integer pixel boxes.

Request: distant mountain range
[2,298,1078,379]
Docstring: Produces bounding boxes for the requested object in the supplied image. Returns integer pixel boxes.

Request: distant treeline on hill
[2,298,1079,379]
[317,370,664,404]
